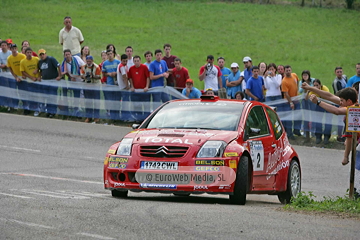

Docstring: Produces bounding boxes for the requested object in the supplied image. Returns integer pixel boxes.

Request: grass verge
[284,191,360,219]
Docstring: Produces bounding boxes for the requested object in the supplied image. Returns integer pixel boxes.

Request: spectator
[60,49,85,117]
[205,88,215,96]
[346,63,360,88]
[149,49,168,87]
[299,70,315,139]
[6,39,13,48]
[7,44,25,110]
[128,55,150,120]
[305,79,332,144]
[59,16,84,56]
[263,63,282,102]
[277,64,285,79]
[245,66,265,102]
[281,65,301,139]
[172,57,189,92]
[332,66,347,142]
[99,50,108,84]
[117,54,129,90]
[258,62,267,78]
[199,55,222,95]
[80,46,90,63]
[125,46,134,69]
[144,51,152,69]
[20,47,41,115]
[37,49,61,117]
[102,49,120,122]
[162,43,177,87]
[226,62,243,99]
[182,79,201,99]
[235,91,246,100]
[106,44,120,60]
[80,55,101,123]
[217,57,231,91]
[21,40,38,57]
[242,56,253,84]
[0,40,11,72]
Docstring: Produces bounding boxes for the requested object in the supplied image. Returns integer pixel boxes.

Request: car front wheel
[278,160,301,204]
[229,156,249,205]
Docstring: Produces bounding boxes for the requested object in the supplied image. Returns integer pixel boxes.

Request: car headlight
[197,141,226,158]
[116,138,133,156]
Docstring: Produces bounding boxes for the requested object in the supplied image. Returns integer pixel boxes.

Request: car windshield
[145,101,244,131]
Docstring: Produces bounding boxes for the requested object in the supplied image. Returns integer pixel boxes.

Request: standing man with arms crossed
[172,58,189,92]
[59,16,84,56]
[162,43,177,87]
[37,49,62,118]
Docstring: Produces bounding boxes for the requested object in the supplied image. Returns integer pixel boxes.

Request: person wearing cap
[59,16,84,56]
[226,62,244,99]
[80,55,101,123]
[172,57,189,92]
[182,79,201,99]
[198,55,222,95]
[0,41,11,72]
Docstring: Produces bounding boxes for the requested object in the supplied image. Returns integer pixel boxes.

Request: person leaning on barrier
[80,55,101,123]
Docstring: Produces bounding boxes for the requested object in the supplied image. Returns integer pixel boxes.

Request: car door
[244,105,275,190]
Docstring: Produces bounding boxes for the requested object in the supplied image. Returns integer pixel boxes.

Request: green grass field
[2,0,359,89]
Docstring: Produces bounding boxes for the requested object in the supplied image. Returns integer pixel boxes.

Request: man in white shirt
[59,16,84,56]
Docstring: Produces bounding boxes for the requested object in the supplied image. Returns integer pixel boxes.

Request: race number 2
[249,141,264,171]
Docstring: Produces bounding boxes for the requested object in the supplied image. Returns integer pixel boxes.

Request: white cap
[242,56,252,62]
[230,62,239,68]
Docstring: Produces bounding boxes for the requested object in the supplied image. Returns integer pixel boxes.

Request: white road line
[0,173,102,185]
[77,232,115,240]
[0,192,33,199]
[0,145,40,152]
[0,217,56,229]
[19,189,90,199]
[58,191,109,198]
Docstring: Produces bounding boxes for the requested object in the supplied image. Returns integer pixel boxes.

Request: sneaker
[315,137,322,144]
[337,137,345,143]
[34,111,39,117]
[323,136,330,145]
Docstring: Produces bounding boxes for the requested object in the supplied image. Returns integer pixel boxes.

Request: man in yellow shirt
[20,47,40,115]
[7,44,26,110]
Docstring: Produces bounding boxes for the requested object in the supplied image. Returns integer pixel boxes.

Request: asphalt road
[0,113,358,240]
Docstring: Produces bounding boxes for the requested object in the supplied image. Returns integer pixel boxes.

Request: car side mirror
[132,124,140,129]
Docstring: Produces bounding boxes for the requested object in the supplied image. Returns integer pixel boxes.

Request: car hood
[126,129,239,146]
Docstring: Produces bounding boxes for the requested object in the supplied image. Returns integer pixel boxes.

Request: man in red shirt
[128,55,150,121]
[162,43,177,87]
[172,58,189,92]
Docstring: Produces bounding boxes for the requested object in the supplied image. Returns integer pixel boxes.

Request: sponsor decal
[266,160,290,180]
[104,180,109,185]
[114,182,125,187]
[107,149,116,154]
[224,152,238,157]
[109,157,128,163]
[108,163,126,169]
[144,137,193,144]
[194,185,208,190]
[218,184,232,190]
[104,157,109,165]
[195,160,224,166]
[229,160,237,169]
[140,183,177,189]
[194,166,220,171]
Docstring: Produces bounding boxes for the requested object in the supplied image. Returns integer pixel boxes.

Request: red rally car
[103,96,301,205]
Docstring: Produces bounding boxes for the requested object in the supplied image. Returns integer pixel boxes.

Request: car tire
[111,189,128,198]
[229,156,249,205]
[173,193,191,197]
[278,160,301,204]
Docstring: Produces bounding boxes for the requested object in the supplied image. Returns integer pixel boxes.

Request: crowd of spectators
[1,16,360,144]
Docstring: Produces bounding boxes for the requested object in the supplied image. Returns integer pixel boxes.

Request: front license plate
[140,161,178,170]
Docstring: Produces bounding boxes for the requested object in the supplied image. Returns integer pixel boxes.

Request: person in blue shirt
[346,63,360,88]
[182,79,201,99]
[102,50,120,85]
[226,62,243,99]
[217,57,231,90]
[245,66,265,102]
[149,49,169,87]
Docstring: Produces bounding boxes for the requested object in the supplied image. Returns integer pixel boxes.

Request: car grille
[140,146,189,158]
